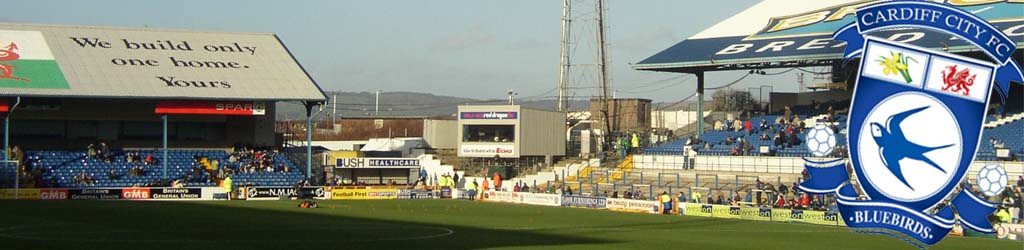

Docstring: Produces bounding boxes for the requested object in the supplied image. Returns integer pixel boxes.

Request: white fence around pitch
[633,155,1024,179]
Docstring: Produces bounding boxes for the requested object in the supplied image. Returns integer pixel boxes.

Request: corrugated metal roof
[0,23,326,101]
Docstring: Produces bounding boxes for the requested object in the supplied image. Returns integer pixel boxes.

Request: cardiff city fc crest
[798,1,1023,247]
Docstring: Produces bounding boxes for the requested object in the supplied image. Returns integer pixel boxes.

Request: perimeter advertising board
[245,186,326,200]
[996,223,1024,241]
[0,187,215,200]
[683,203,713,217]
[561,195,606,209]
[150,188,203,200]
[0,188,39,200]
[605,198,659,213]
[484,191,520,203]
[69,188,122,200]
[739,207,773,222]
[331,188,399,200]
[397,189,435,199]
[519,192,561,207]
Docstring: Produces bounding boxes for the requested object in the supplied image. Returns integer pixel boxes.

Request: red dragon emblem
[0,42,28,83]
[940,65,975,96]
[0,42,29,83]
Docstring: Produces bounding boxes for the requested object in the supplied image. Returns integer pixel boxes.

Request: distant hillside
[275,91,695,120]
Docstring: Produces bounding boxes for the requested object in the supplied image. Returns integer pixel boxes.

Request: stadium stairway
[983,112,1024,128]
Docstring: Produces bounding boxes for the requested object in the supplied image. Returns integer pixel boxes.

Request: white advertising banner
[606,198,660,214]
[519,192,561,207]
[460,144,516,157]
[485,191,520,203]
[996,223,1024,241]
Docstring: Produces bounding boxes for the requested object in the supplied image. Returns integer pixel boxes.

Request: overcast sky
[4,0,807,102]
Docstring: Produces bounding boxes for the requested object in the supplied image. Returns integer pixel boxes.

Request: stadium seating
[978,116,1024,161]
[26,149,304,188]
[646,103,847,158]
[646,102,1022,161]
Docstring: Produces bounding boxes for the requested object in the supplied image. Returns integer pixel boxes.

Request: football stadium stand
[645,103,1023,161]
[27,149,304,188]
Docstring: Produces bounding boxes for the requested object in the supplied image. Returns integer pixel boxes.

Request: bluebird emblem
[869,106,953,190]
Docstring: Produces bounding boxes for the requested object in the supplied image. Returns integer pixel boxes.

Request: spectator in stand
[784,106,792,122]
[760,119,770,131]
[732,119,743,132]
[679,192,686,203]
[744,120,753,135]
[87,144,98,159]
[107,169,118,180]
[725,136,735,145]
[997,206,1012,223]
[760,133,770,141]
[631,133,641,154]
[788,132,801,146]
[1011,187,1022,223]
[11,145,24,172]
[99,142,110,162]
[522,183,530,193]
[514,182,521,192]
[144,155,156,165]
[741,139,752,156]
[707,195,714,205]
[812,195,824,211]
[800,194,811,209]
[624,190,632,199]
[72,171,83,184]
[773,134,785,147]
[775,194,786,208]
[714,119,724,131]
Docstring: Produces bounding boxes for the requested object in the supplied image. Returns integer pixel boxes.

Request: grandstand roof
[0,23,327,101]
[634,0,1024,73]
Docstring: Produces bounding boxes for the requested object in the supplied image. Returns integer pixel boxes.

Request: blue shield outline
[846,36,995,212]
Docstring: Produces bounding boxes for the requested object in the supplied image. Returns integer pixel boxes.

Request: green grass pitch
[0,199,1017,249]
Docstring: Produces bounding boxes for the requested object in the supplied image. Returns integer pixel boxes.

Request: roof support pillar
[305,102,314,180]
[162,114,168,180]
[695,72,705,139]
[5,97,19,193]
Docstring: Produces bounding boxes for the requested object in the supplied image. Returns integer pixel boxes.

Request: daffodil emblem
[877,51,918,84]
